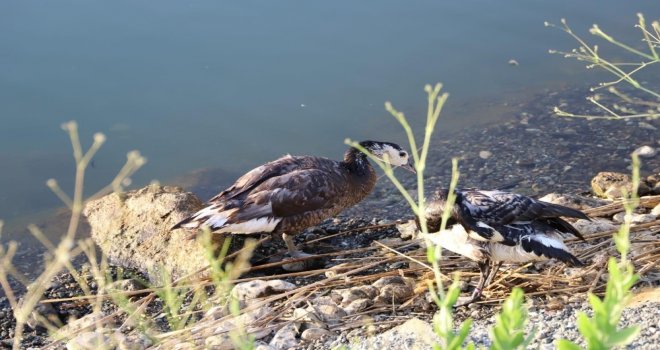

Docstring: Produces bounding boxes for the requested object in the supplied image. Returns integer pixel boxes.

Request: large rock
[83,185,208,282]
[591,172,650,199]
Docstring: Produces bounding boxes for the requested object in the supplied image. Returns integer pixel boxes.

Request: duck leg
[281,233,314,271]
[484,261,503,287]
[456,260,504,307]
[456,260,491,307]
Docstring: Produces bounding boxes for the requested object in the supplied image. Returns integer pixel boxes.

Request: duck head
[359,140,416,173]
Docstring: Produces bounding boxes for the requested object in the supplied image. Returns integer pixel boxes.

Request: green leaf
[587,293,605,315]
[576,312,600,345]
[556,339,582,350]
[607,326,641,347]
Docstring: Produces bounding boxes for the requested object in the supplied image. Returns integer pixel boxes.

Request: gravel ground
[463,299,660,349]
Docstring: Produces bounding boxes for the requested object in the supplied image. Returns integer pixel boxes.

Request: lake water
[1,1,658,240]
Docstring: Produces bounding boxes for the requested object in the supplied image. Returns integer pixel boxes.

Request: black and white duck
[173,140,414,270]
[415,188,589,304]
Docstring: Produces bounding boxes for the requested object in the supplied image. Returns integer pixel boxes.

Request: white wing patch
[489,244,547,263]
[489,233,567,262]
[528,233,567,250]
[217,217,281,234]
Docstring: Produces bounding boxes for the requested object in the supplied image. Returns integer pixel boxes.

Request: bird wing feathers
[208,155,303,203]
[173,160,347,233]
[444,189,587,244]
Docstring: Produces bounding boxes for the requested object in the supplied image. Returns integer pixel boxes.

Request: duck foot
[454,288,483,308]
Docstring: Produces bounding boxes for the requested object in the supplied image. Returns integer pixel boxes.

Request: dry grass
[35,195,659,346]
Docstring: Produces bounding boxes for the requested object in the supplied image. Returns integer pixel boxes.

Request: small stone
[632,145,656,158]
[301,327,334,341]
[269,323,299,350]
[572,218,617,235]
[205,335,231,350]
[204,305,228,320]
[343,298,372,315]
[396,220,418,240]
[479,150,492,159]
[612,212,657,224]
[648,204,660,217]
[232,280,297,308]
[373,276,414,304]
[66,331,110,350]
[638,122,657,130]
[315,304,346,324]
[539,193,610,210]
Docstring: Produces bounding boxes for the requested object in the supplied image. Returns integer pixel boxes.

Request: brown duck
[172,140,414,270]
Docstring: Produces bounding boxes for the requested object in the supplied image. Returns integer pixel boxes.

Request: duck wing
[208,155,307,203]
[454,189,588,244]
[173,165,348,233]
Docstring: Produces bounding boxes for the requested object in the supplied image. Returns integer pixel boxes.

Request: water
[1,1,658,237]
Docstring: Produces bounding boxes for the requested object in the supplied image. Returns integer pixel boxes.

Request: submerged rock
[83,185,207,282]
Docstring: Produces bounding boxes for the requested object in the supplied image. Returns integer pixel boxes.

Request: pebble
[479,150,492,159]
[301,327,334,342]
[269,323,299,349]
[638,122,657,130]
[66,331,110,350]
[633,145,656,158]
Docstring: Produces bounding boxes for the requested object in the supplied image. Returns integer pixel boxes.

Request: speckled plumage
[420,188,590,305]
[423,188,587,265]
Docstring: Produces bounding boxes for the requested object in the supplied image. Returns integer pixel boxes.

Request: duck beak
[401,160,416,173]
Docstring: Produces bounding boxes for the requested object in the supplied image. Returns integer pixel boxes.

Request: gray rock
[204,335,230,350]
[301,327,334,342]
[331,285,378,307]
[231,280,297,308]
[52,311,115,341]
[651,204,660,217]
[83,185,209,282]
[343,298,372,315]
[66,331,111,350]
[313,304,346,324]
[396,220,418,239]
[355,318,439,350]
[114,332,152,350]
[373,276,414,304]
[539,193,610,210]
[572,218,618,235]
[269,323,299,349]
[612,212,657,224]
[197,305,272,341]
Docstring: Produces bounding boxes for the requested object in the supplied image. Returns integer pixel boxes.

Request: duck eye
[399,152,406,157]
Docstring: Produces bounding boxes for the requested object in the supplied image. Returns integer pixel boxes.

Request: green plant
[489,288,535,350]
[557,155,642,350]
[347,84,477,349]
[547,14,659,119]
[431,278,475,350]
[0,121,145,349]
